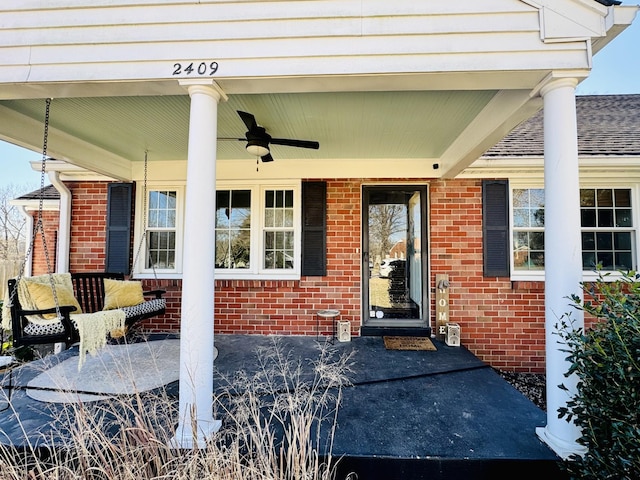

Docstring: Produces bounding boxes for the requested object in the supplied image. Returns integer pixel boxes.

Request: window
[511,187,635,274]
[146,190,177,269]
[512,188,545,271]
[136,182,303,279]
[214,183,300,279]
[263,189,294,270]
[580,188,633,271]
[134,185,183,277]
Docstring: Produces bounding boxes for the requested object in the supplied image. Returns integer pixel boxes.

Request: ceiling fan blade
[237,110,258,131]
[261,153,274,162]
[270,138,320,150]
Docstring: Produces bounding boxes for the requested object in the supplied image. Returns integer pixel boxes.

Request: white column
[536,78,587,459]
[172,80,226,449]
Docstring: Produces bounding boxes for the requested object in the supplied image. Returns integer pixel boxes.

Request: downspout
[49,171,71,273]
[16,206,33,277]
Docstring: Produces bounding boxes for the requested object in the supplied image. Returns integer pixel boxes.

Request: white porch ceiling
[0,89,502,175]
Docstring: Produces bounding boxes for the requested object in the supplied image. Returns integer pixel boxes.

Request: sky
[0,10,638,190]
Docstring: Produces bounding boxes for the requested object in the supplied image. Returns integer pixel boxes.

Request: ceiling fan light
[246,140,269,157]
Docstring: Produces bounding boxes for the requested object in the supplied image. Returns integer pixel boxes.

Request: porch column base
[170,418,222,450]
[536,426,587,460]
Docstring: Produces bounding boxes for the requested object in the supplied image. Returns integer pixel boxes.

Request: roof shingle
[483,94,640,158]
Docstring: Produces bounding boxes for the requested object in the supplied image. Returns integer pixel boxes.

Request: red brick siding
[215,179,362,335]
[430,179,546,372]
[68,182,109,272]
[31,210,59,275]
[36,179,591,372]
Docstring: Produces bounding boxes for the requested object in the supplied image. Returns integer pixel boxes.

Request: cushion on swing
[22,280,82,319]
[119,298,166,319]
[102,278,145,310]
[23,299,165,337]
[16,273,81,323]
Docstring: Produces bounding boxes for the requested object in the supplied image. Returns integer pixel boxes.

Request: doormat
[383,336,437,351]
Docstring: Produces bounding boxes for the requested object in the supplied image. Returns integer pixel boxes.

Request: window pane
[284,209,294,227]
[582,232,595,250]
[615,189,631,207]
[580,189,595,207]
[512,231,544,271]
[596,232,613,250]
[597,252,614,270]
[149,210,159,228]
[581,209,596,228]
[215,189,252,269]
[616,252,633,270]
[597,189,613,207]
[616,209,632,227]
[147,231,175,269]
[583,252,596,269]
[598,209,614,228]
[513,209,529,228]
[614,232,632,250]
[529,209,544,228]
[529,232,544,250]
[512,189,528,209]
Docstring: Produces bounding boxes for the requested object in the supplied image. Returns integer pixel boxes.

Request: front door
[363,185,428,328]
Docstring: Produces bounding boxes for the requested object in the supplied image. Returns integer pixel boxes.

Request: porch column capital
[539,77,579,97]
[178,79,228,102]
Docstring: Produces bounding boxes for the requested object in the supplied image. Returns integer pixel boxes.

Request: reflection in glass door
[363,186,427,326]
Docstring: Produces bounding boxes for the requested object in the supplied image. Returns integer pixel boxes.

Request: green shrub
[558,271,640,479]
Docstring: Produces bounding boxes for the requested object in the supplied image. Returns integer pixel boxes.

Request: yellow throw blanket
[72,310,125,370]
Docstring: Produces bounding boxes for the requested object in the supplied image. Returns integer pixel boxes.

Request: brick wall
[31,210,60,275]
[215,179,362,335]
[430,179,546,372]
[68,182,109,272]
[52,179,564,372]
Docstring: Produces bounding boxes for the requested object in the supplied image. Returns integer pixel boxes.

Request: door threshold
[361,326,432,337]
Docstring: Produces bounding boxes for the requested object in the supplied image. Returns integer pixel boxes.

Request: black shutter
[105,183,133,274]
[482,180,510,277]
[301,181,327,276]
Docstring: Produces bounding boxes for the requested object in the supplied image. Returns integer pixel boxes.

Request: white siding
[0,0,595,88]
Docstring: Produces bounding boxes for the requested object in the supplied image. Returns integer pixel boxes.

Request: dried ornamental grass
[0,338,353,480]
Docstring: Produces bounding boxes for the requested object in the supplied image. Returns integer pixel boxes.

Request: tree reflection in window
[215,190,251,269]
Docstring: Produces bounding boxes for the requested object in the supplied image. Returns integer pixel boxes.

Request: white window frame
[132,183,185,279]
[134,180,301,280]
[509,182,640,282]
[215,181,302,280]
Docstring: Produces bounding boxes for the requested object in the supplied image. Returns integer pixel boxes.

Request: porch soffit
[0,90,505,180]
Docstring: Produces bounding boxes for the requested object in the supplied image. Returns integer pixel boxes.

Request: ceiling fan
[227,110,320,162]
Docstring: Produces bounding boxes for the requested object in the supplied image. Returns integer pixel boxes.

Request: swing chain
[131,150,157,279]
[11,98,62,319]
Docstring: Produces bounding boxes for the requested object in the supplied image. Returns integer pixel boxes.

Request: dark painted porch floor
[0,334,568,479]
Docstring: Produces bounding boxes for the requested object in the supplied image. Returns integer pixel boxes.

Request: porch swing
[2,98,166,354]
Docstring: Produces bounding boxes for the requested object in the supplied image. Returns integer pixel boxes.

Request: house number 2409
[172,61,219,76]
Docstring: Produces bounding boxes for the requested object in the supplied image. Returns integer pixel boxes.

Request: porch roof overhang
[0,1,636,181]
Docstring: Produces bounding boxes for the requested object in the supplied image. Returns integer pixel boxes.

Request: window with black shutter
[105,183,133,274]
[301,181,327,276]
[482,180,510,277]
